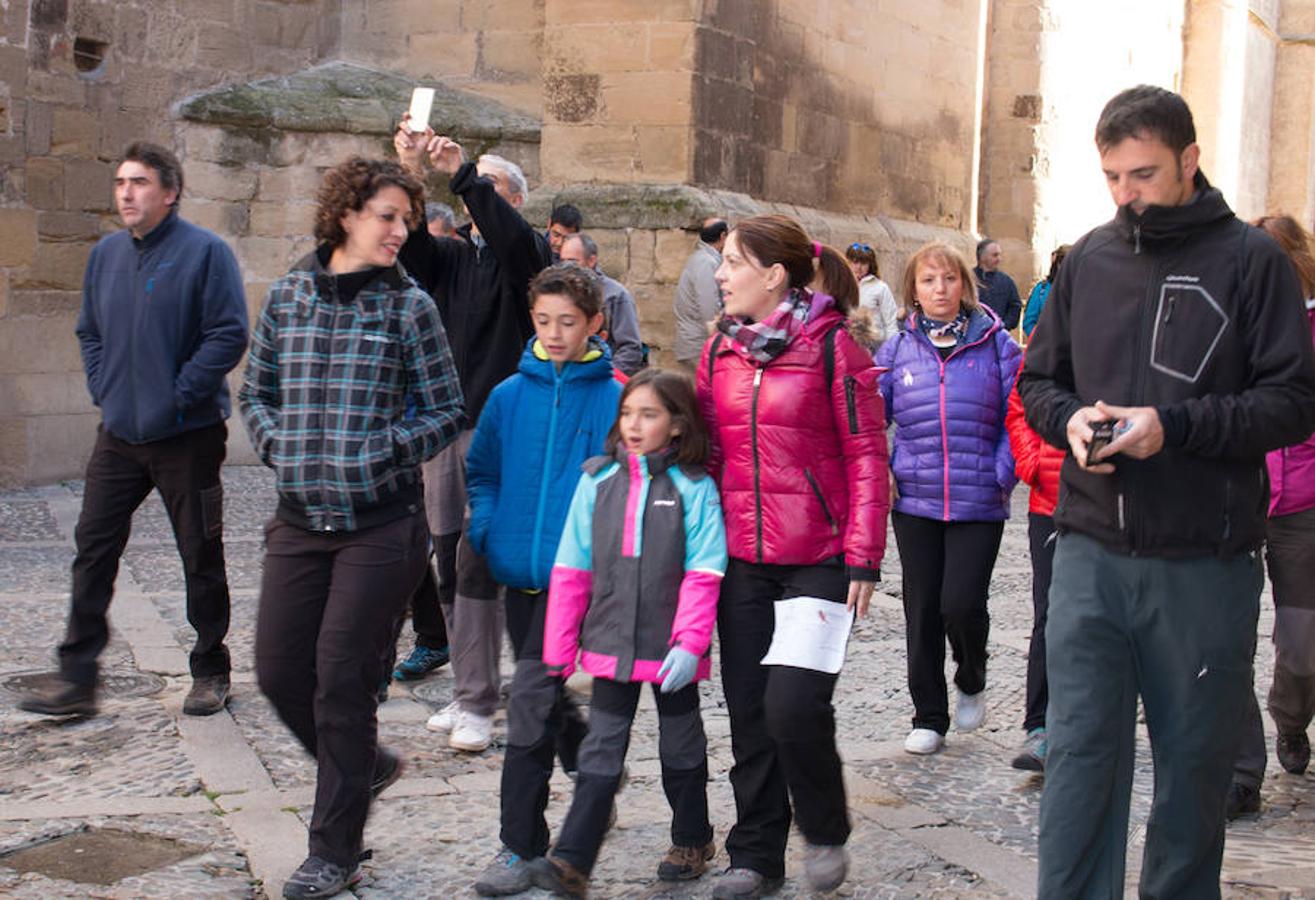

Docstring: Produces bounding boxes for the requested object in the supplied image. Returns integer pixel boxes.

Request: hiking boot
[1011,727,1048,772]
[425,700,460,733]
[393,644,450,681]
[281,855,361,898]
[474,846,532,896]
[803,843,849,892]
[371,747,405,798]
[657,840,716,881]
[1225,782,1261,821]
[904,728,944,755]
[18,673,97,717]
[955,687,986,731]
[528,855,589,897]
[1277,731,1311,775]
[183,674,230,717]
[711,867,783,899]
[450,709,493,752]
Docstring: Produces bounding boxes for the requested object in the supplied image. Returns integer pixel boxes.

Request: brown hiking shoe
[527,855,589,897]
[18,673,97,717]
[183,674,230,716]
[657,839,716,881]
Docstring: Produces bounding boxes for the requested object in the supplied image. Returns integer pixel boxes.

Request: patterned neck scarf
[718,289,835,364]
[917,309,970,349]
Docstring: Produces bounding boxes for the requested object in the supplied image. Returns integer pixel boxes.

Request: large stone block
[37,211,101,241]
[195,22,250,69]
[627,229,656,282]
[24,156,63,209]
[26,71,86,107]
[647,22,695,70]
[601,72,691,127]
[0,208,38,267]
[20,412,101,485]
[462,0,540,30]
[121,67,177,112]
[0,310,81,372]
[652,228,693,283]
[546,0,695,25]
[16,240,91,291]
[410,31,479,77]
[25,100,53,155]
[635,125,688,182]
[477,29,542,82]
[49,105,99,157]
[115,4,149,62]
[187,161,259,203]
[257,166,325,203]
[8,288,81,318]
[0,371,93,416]
[540,125,637,183]
[248,201,315,238]
[545,23,647,73]
[236,236,302,281]
[63,158,112,212]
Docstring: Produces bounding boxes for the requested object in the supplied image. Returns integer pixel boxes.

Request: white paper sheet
[760,595,854,674]
[408,87,435,132]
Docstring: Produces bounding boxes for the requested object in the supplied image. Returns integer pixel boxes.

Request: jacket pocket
[1150,283,1229,385]
[844,375,859,434]
[804,468,839,536]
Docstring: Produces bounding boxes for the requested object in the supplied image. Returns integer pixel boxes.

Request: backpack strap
[823,322,844,387]
[707,333,724,385]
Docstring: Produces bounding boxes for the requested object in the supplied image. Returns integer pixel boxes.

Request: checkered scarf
[718,289,834,363]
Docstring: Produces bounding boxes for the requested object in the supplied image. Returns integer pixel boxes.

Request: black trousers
[719,558,851,879]
[255,511,428,867]
[892,511,1004,734]
[553,678,711,875]
[60,422,231,685]
[1025,513,1056,732]
[413,532,454,648]
[499,588,587,859]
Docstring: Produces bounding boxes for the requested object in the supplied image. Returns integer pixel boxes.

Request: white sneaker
[904,728,944,755]
[956,688,986,731]
[449,709,493,752]
[425,700,460,733]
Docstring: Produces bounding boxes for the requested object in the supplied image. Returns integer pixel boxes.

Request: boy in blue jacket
[467,264,623,896]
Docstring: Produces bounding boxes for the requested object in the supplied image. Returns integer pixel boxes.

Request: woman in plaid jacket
[239,157,464,900]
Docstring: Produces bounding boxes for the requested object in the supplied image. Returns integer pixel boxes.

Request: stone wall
[1266,0,1315,225]
[0,0,341,485]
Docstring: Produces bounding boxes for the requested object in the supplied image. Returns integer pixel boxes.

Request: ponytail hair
[731,214,859,314]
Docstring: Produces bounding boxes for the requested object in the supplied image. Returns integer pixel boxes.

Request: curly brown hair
[314,157,425,249]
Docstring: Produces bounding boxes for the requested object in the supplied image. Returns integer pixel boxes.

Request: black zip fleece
[1018,172,1315,558]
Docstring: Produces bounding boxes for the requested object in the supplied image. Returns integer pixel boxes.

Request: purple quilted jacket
[875,307,1022,521]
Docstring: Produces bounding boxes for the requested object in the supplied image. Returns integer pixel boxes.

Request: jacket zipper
[751,367,764,563]
[939,363,950,520]
[1222,477,1232,543]
[844,375,858,434]
[531,371,563,577]
[1133,224,1142,255]
[319,281,339,531]
[804,468,839,535]
[1122,253,1162,552]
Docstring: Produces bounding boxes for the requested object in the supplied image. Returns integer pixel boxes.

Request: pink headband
[812,241,823,259]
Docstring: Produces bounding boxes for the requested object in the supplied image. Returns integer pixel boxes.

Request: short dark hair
[604,368,709,466]
[529,262,604,317]
[1095,85,1196,155]
[700,219,729,244]
[975,238,996,261]
[550,203,583,230]
[314,157,425,249]
[120,142,184,205]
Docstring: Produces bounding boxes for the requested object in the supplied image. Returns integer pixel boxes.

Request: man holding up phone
[1019,86,1315,898]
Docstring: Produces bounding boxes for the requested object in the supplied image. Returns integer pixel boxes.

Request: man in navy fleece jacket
[20,142,248,719]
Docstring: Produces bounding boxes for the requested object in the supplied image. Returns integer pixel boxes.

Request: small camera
[1086,419,1118,467]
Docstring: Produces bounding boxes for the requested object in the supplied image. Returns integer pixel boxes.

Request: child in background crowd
[530,370,727,897]
[467,264,623,897]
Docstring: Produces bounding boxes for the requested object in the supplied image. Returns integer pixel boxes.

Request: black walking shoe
[371,748,405,797]
[1225,782,1261,821]
[18,673,97,717]
[281,855,361,898]
[1277,732,1311,775]
[183,674,230,716]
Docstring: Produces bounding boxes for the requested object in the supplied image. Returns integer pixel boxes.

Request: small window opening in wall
[73,37,107,75]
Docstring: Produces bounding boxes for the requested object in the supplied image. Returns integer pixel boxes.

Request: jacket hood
[845,308,880,350]
[517,335,615,384]
[1114,171,1235,248]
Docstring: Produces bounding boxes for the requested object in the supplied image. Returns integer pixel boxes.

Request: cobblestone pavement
[1,466,1312,898]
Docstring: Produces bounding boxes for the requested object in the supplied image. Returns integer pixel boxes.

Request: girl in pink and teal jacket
[531,369,727,895]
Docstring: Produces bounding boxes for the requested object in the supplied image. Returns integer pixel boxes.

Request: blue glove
[657,646,699,694]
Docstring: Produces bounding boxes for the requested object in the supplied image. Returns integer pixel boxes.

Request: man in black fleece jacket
[1019,86,1315,899]
[393,121,589,763]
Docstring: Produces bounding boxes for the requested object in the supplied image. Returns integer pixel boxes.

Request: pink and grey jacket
[1267,300,1315,518]
[544,448,727,684]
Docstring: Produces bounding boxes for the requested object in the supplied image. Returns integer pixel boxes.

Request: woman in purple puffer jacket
[875,241,1021,756]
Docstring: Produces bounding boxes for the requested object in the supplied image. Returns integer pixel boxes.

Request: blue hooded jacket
[466,336,622,590]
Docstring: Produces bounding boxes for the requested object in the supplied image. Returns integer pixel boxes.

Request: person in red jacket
[1004,342,1066,772]
[697,215,889,899]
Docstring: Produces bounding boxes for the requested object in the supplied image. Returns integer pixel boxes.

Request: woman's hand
[846,579,876,617]
[394,114,433,176]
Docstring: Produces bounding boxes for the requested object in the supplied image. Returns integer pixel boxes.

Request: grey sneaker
[711,867,783,899]
[183,674,230,716]
[474,846,533,896]
[281,855,360,898]
[803,843,849,892]
[18,673,97,717]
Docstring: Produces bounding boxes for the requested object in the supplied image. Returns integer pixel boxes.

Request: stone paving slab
[0,466,1311,898]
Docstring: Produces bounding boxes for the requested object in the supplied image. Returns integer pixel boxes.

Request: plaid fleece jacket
[239,251,465,532]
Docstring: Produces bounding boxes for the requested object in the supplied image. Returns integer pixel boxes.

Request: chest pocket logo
[1150,283,1228,384]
